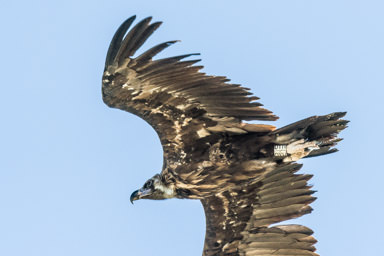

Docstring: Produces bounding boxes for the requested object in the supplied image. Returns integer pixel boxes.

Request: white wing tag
[274,144,287,157]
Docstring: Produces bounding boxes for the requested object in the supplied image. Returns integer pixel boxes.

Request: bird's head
[130,174,176,203]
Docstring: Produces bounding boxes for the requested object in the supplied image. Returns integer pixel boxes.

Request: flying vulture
[102,15,348,256]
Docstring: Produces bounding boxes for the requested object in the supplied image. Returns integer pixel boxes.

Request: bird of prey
[102,15,348,256]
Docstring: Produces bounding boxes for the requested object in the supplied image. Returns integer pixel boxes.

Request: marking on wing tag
[274,144,287,157]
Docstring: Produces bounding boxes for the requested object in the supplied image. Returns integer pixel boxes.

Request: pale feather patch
[197,128,211,138]
[149,105,163,115]
[175,103,190,110]
[224,127,247,134]
[216,193,229,230]
[283,139,320,162]
[154,182,176,198]
[206,125,227,133]
[181,116,192,127]
[241,160,276,172]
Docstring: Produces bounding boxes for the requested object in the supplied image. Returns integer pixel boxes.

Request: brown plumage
[102,15,348,256]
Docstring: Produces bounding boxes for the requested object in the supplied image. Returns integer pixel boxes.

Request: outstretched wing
[102,16,277,163]
[201,163,319,256]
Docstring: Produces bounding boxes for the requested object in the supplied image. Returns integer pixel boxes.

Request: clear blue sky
[1,1,383,255]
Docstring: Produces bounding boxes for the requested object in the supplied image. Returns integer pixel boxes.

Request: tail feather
[273,112,347,135]
[273,112,348,159]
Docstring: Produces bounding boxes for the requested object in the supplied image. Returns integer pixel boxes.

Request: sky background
[1,1,383,255]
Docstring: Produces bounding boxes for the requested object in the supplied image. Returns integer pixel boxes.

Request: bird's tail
[271,112,348,161]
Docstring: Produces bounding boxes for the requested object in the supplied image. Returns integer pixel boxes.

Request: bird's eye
[144,180,153,188]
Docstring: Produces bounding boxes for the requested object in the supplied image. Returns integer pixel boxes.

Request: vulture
[102,15,348,256]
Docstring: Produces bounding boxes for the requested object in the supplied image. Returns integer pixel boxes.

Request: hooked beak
[130,190,139,204]
[130,188,153,204]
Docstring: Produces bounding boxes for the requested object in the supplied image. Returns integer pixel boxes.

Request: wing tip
[105,15,138,67]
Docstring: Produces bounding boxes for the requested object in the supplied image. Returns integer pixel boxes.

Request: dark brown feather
[115,17,152,62]
[105,15,136,67]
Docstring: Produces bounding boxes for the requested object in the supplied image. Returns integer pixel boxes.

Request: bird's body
[102,15,348,256]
